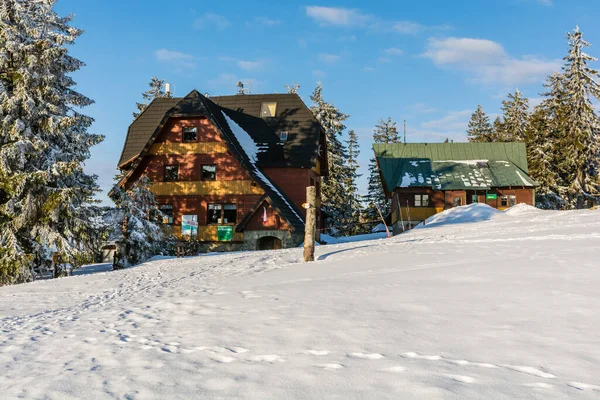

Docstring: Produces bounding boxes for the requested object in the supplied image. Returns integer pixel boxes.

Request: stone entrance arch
[257,236,283,250]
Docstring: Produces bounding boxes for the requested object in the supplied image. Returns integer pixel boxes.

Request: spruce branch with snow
[0,0,104,284]
[133,76,172,120]
[497,90,529,142]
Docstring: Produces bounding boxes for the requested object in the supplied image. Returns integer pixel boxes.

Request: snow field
[0,204,599,399]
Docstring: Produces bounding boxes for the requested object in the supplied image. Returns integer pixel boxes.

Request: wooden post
[303,186,316,262]
[375,204,391,238]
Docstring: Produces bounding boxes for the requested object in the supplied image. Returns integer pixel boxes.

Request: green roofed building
[373,142,538,233]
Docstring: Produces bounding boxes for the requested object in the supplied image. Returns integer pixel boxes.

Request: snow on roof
[221,110,303,223]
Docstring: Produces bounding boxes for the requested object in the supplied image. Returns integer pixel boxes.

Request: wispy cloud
[254,16,282,26]
[207,73,262,92]
[154,49,196,69]
[319,53,341,65]
[305,6,372,26]
[384,47,404,56]
[406,103,438,114]
[377,57,391,64]
[305,6,447,34]
[421,109,472,131]
[219,57,265,71]
[423,37,560,85]
[194,12,231,29]
[312,69,326,78]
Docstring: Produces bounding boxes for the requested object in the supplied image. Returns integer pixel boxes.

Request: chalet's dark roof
[118,93,321,169]
[118,90,305,232]
[374,143,538,192]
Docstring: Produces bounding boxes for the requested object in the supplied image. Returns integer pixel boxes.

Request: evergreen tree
[498,90,529,142]
[0,0,104,284]
[364,118,399,230]
[554,27,600,208]
[309,82,351,236]
[110,174,166,267]
[339,130,363,236]
[133,76,172,119]
[491,116,504,142]
[467,105,493,142]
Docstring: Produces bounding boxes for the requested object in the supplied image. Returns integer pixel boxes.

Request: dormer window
[260,102,277,117]
[183,127,197,142]
[279,131,288,141]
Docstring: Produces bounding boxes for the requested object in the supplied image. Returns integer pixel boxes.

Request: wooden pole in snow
[303,186,317,262]
[375,204,391,238]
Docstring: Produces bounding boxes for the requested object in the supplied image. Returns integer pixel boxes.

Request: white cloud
[384,47,404,56]
[194,13,231,29]
[305,6,372,26]
[219,57,264,71]
[393,21,423,35]
[319,53,341,65]
[312,70,326,78]
[377,57,391,64]
[254,16,282,26]
[423,37,560,85]
[406,103,437,114]
[154,49,196,69]
[207,73,261,92]
[421,109,472,131]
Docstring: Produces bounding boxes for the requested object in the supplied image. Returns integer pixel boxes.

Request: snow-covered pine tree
[339,130,363,236]
[498,90,529,142]
[363,118,399,231]
[553,27,600,208]
[110,174,166,267]
[0,0,104,284]
[491,116,504,142]
[284,83,300,94]
[133,76,172,119]
[467,105,493,142]
[309,82,351,236]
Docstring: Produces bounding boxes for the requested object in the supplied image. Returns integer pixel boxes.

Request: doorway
[257,236,283,250]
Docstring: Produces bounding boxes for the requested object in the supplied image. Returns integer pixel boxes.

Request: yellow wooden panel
[171,225,244,242]
[150,180,264,196]
[394,207,444,223]
[149,142,228,155]
[311,159,321,175]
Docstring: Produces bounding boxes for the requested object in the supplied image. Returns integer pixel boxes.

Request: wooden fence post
[304,186,316,262]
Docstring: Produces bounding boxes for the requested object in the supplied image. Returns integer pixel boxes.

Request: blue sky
[54,0,599,204]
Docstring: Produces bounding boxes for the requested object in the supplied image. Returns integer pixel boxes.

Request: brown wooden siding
[244,200,291,231]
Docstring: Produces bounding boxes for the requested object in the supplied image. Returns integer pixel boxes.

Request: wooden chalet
[373,142,538,233]
[116,90,327,250]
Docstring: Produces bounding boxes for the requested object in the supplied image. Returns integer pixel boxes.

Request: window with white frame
[414,194,430,207]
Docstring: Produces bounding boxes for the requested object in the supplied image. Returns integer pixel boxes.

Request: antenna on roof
[237,81,246,95]
[404,120,407,144]
[165,82,171,96]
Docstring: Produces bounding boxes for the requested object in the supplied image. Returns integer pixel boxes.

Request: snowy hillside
[1,205,599,399]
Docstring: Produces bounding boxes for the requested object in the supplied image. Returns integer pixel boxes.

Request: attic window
[260,102,277,117]
[279,131,288,141]
[183,127,197,142]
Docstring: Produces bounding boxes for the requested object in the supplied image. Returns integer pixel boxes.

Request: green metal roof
[373,143,537,192]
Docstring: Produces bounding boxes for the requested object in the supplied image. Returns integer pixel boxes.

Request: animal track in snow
[403,352,441,361]
[226,346,249,354]
[348,352,384,360]
[209,354,236,363]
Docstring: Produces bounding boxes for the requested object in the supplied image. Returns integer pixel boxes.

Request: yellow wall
[171,225,244,242]
[393,207,444,224]
[149,142,228,155]
[150,180,264,196]
[311,159,321,175]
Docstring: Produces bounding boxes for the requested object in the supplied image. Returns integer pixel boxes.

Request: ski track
[1,205,599,399]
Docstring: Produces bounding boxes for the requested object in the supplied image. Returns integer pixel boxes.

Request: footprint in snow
[302,350,329,356]
[209,354,236,363]
[250,355,284,363]
[226,346,249,354]
[567,382,600,391]
[348,352,384,360]
[443,374,476,384]
[500,364,555,379]
[403,352,441,361]
[316,363,344,370]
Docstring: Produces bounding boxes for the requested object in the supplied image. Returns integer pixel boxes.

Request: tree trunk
[304,186,316,262]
